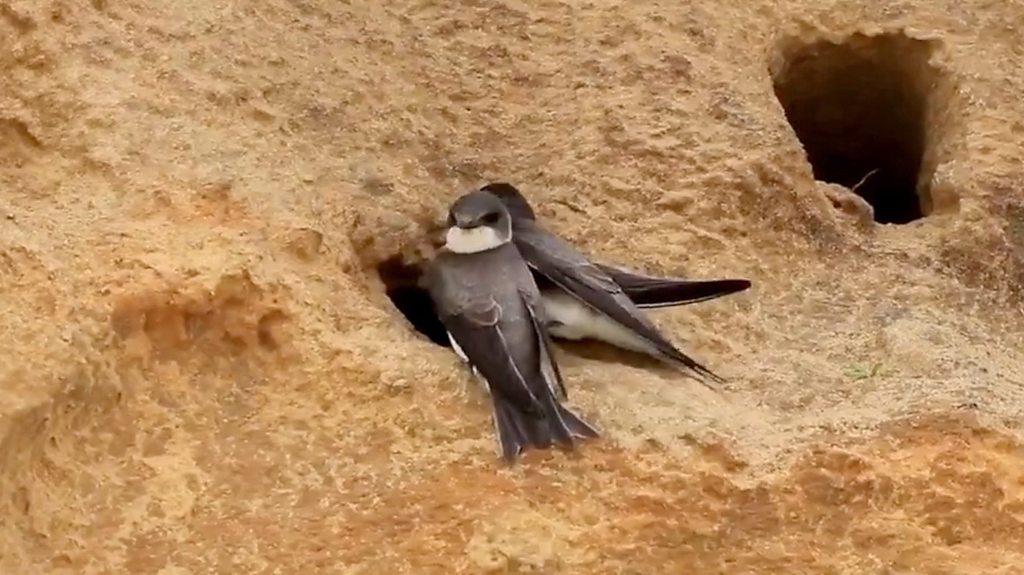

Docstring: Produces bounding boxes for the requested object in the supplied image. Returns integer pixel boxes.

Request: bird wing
[594,263,752,308]
[515,225,724,384]
[520,288,567,399]
[439,295,544,414]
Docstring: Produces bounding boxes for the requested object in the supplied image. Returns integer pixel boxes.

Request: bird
[479,182,748,386]
[425,189,599,462]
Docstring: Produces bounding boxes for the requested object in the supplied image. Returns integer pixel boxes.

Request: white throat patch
[445,226,506,254]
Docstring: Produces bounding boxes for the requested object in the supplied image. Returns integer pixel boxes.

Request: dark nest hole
[771,32,953,224]
[377,256,450,347]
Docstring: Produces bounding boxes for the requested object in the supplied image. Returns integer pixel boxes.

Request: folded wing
[515,226,724,385]
[595,263,751,309]
[440,292,597,461]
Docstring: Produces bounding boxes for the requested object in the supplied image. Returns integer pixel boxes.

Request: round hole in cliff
[771,32,952,224]
[377,256,450,347]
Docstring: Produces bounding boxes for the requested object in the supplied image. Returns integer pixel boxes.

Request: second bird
[481,182,747,386]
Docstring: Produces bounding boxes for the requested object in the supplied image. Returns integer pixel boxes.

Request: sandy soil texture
[2,0,1024,572]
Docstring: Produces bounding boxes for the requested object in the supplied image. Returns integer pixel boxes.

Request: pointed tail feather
[661,350,726,390]
[492,393,559,463]
[492,393,597,463]
[493,396,527,462]
[539,393,575,448]
[556,403,600,439]
[690,364,727,390]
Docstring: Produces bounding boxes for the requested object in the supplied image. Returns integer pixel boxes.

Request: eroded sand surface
[2,0,1024,572]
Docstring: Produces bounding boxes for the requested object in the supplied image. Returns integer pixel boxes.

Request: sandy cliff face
[2,0,1023,572]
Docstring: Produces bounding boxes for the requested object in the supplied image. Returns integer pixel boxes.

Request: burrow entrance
[377,256,450,347]
[771,32,953,224]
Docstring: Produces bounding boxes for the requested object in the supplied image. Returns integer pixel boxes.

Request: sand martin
[426,190,599,462]
[480,182,746,386]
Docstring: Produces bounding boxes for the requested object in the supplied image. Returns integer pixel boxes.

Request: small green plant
[844,362,883,381]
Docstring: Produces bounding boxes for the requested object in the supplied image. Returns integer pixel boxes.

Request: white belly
[541,291,654,354]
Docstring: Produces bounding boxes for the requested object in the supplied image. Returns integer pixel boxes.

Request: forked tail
[492,393,599,463]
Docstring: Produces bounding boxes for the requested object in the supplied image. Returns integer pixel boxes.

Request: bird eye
[482,212,500,224]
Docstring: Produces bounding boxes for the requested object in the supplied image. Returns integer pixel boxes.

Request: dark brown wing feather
[520,288,567,399]
[439,297,543,415]
[596,263,752,308]
[513,223,723,384]
[521,289,599,439]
